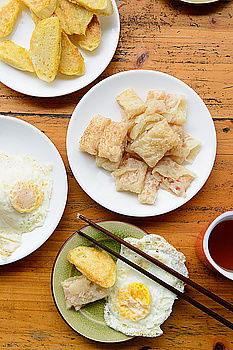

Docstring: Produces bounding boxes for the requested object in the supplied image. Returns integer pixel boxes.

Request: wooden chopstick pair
[77,214,233,331]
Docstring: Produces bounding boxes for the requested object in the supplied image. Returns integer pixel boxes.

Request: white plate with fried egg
[67,70,217,217]
[0,116,67,265]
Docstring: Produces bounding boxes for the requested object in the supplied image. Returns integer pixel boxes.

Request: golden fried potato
[67,246,116,288]
[22,0,57,19]
[59,32,85,76]
[59,0,93,35]
[30,10,41,25]
[0,0,21,38]
[30,17,61,82]
[0,40,34,72]
[71,0,113,16]
[71,15,101,51]
[54,0,72,35]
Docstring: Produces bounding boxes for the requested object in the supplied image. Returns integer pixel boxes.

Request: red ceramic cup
[195,211,233,280]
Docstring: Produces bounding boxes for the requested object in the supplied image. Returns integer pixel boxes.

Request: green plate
[51,221,147,343]
[180,0,219,3]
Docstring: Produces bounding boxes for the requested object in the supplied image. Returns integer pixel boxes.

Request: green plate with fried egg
[51,221,146,343]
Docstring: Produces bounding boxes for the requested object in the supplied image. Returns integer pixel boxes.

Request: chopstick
[78,214,233,313]
[77,229,233,331]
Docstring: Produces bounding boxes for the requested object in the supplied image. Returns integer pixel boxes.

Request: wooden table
[0,0,233,349]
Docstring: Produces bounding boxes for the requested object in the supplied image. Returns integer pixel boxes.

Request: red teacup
[195,211,233,280]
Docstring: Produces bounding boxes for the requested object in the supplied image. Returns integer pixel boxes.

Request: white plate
[67,70,216,217]
[0,2,120,97]
[0,116,68,264]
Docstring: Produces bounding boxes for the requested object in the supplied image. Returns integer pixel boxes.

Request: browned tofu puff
[98,121,128,163]
[116,89,146,120]
[128,119,179,167]
[59,32,85,76]
[79,115,111,155]
[0,0,21,38]
[112,157,147,194]
[138,171,160,205]
[67,246,116,288]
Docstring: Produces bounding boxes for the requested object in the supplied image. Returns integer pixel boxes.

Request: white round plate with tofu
[0,116,68,264]
[66,70,216,217]
[0,2,120,97]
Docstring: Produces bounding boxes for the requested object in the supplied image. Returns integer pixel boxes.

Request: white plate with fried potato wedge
[0,0,120,97]
[67,70,216,217]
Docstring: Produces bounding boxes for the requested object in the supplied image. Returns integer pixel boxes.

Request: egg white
[0,153,53,258]
[104,234,188,337]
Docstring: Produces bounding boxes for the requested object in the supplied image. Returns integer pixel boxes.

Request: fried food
[152,157,195,197]
[71,0,113,16]
[67,246,116,288]
[0,0,21,38]
[167,133,201,164]
[128,119,179,167]
[62,275,109,310]
[72,15,101,51]
[30,17,61,82]
[59,0,93,35]
[30,10,41,25]
[116,89,146,120]
[98,121,128,162]
[138,171,160,205]
[22,0,57,19]
[112,157,147,194]
[130,113,164,140]
[79,88,200,205]
[147,90,187,126]
[96,156,120,171]
[79,115,111,155]
[0,40,34,72]
[54,0,72,34]
[59,32,85,76]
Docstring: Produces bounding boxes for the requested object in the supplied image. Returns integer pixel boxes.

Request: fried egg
[104,234,188,337]
[0,153,53,258]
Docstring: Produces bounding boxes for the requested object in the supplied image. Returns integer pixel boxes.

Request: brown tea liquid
[208,220,233,271]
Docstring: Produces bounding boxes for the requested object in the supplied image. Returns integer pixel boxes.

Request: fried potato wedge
[70,0,113,16]
[67,246,116,288]
[22,0,57,19]
[71,15,101,51]
[59,32,85,76]
[0,40,34,72]
[30,10,41,25]
[54,0,72,35]
[30,17,61,82]
[59,0,93,35]
[0,0,21,38]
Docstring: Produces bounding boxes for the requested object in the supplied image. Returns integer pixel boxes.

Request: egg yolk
[117,282,150,321]
[10,181,44,213]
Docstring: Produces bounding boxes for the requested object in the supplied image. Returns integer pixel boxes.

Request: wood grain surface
[0,0,233,349]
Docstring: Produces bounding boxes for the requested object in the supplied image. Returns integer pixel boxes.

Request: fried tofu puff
[67,246,116,288]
